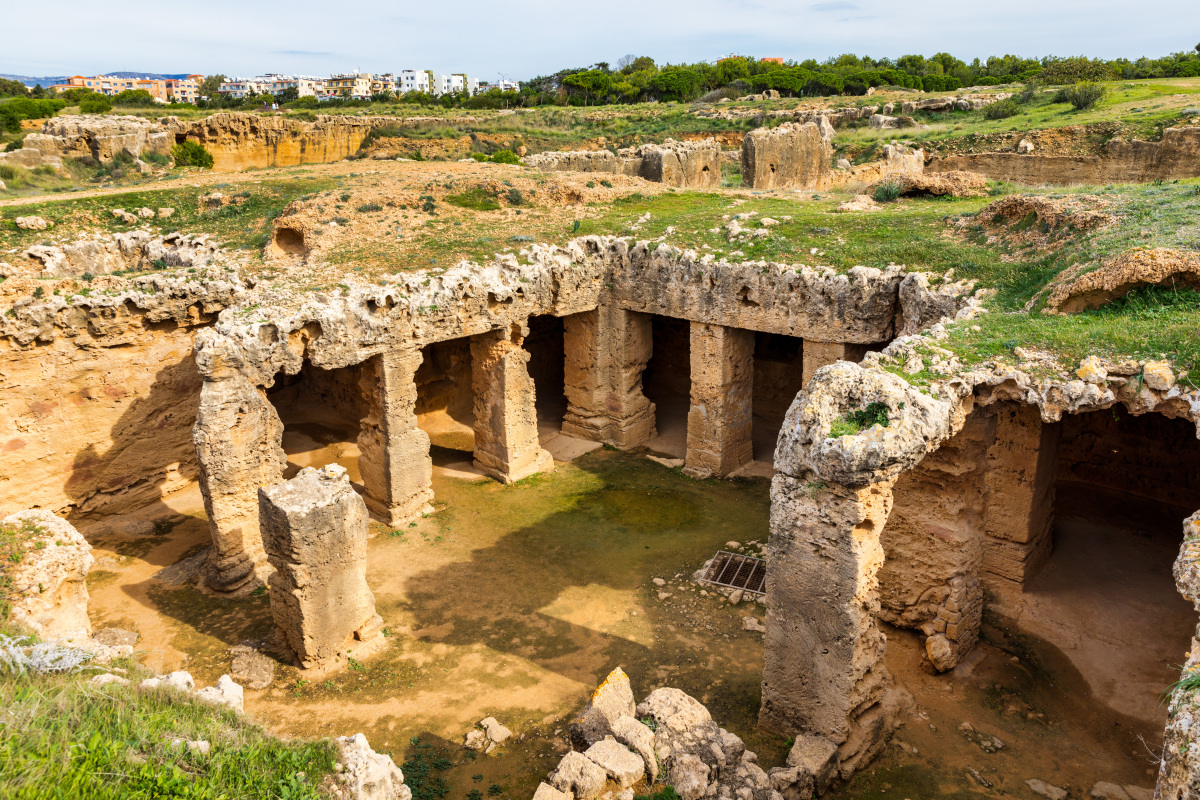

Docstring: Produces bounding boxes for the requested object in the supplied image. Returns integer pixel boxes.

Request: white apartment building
[399,69,431,94]
[218,78,269,98]
[477,79,519,93]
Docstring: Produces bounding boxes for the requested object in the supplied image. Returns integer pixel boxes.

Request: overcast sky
[5,0,1199,81]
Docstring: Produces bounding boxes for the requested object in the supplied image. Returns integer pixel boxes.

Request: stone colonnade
[196,305,878,594]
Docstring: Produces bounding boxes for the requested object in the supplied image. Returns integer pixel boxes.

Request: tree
[276,86,300,103]
[0,78,28,97]
[621,56,656,75]
[563,70,612,104]
[198,74,226,98]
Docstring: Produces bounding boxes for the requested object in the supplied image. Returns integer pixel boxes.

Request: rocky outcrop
[12,231,221,279]
[174,113,388,172]
[829,144,924,190]
[741,122,831,190]
[260,464,383,667]
[2,510,93,638]
[335,733,413,800]
[1043,248,1200,314]
[525,139,720,188]
[0,265,244,519]
[21,114,174,165]
[1155,512,1200,800]
[929,126,1200,185]
[869,170,986,198]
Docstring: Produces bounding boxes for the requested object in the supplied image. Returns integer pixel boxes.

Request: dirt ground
[80,431,1181,800]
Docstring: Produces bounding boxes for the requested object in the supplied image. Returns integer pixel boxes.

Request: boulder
[611,716,657,782]
[669,754,710,800]
[1026,779,1068,800]
[140,671,196,693]
[15,216,51,230]
[1017,139,1035,154]
[532,783,572,800]
[549,751,607,800]
[584,738,645,787]
[2,510,93,639]
[336,733,412,800]
[195,674,244,711]
[569,667,636,749]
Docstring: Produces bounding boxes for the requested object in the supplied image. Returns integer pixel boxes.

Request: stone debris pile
[537,667,793,800]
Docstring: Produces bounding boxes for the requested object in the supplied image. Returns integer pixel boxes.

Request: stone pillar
[685,322,753,478]
[561,306,656,448]
[260,464,383,669]
[1156,511,1200,800]
[195,374,285,595]
[357,350,434,527]
[471,324,554,483]
[760,477,895,757]
[982,404,1061,587]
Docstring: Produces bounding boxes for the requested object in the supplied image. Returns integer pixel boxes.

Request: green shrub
[469,152,488,162]
[872,179,903,203]
[172,140,214,169]
[983,98,1020,120]
[490,149,520,165]
[446,187,500,211]
[79,97,112,114]
[111,89,157,107]
[1064,81,1106,111]
[505,188,524,206]
[1041,57,1115,84]
[4,137,24,152]
[829,401,899,438]
[357,202,383,212]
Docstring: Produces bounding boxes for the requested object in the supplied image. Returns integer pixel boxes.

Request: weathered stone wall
[878,411,989,671]
[741,123,832,191]
[176,113,385,172]
[17,114,173,166]
[752,333,805,424]
[929,126,1200,185]
[1057,407,1200,509]
[0,272,240,520]
[415,338,474,423]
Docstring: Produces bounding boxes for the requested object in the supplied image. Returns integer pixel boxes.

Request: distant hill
[0,72,198,88]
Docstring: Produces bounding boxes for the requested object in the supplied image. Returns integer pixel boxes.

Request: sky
[4,0,1199,81]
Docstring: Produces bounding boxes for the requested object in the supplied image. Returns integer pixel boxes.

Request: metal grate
[699,551,766,595]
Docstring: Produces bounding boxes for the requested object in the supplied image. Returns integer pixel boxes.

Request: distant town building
[323,72,374,100]
[478,79,519,93]
[50,74,202,102]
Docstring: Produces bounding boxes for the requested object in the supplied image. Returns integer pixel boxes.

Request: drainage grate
[699,551,766,595]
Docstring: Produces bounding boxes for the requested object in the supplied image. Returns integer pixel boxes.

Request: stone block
[260,464,383,668]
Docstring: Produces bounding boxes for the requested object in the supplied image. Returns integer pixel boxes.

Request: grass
[0,174,337,259]
[0,666,337,798]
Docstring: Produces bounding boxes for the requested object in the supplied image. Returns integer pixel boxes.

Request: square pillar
[471,324,555,483]
[684,322,753,478]
[195,374,285,595]
[357,350,435,527]
[562,306,656,448]
[760,477,895,746]
[260,464,383,669]
[982,404,1061,587]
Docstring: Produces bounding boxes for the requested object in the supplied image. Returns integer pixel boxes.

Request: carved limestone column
[357,350,434,527]
[760,478,894,743]
[194,373,285,595]
[561,305,656,448]
[684,322,753,478]
[470,324,554,483]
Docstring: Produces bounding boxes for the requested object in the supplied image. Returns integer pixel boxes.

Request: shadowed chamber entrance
[642,315,691,459]
[415,338,475,465]
[266,361,367,486]
[1012,408,1200,730]
[751,332,804,464]
[525,315,567,430]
